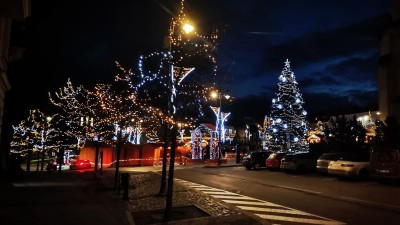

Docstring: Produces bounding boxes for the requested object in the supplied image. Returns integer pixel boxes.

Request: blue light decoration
[134,0,219,128]
[266,59,309,153]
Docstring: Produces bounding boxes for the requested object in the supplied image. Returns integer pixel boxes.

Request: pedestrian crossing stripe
[175,179,345,225]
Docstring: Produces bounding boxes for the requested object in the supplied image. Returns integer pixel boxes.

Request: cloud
[303,91,378,116]
[259,14,391,75]
[297,53,378,97]
[324,54,378,81]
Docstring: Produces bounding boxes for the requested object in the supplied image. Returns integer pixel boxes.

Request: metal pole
[165,125,177,220]
[41,141,45,172]
[36,150,40,172]
[164,22,174,217]
[58,147,63,174]
[158,122,169,196]
[94,140,99,177]
[99,151,103,176]
[218,96,222,165]
[114,129,122,190]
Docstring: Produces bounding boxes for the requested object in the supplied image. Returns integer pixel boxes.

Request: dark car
[46,159,58,173]
[370,146,400,182]
[280,152,320,173]
[266,152,286,171]
[242,151,271,170]
[70,159,92,170]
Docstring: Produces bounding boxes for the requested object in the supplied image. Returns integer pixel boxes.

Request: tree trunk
[158,122,168,196]
[94,141,99,177]
[164,125,177,220]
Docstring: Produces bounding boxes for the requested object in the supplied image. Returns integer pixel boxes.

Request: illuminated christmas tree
[267,59,309,152]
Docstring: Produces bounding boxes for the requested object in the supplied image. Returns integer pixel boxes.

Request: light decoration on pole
[135,0,219,128]
[135,0,220,218]
[266,59,309,153]
[210,90,231,160]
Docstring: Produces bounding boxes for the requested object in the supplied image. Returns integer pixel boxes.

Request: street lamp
[182,23,194,34]
[40,116,52,172]
[164,4,197,219]
[210,90,231,165]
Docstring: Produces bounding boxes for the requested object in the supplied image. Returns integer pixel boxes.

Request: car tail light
[53,162,57,165]
[341,163,354,167]
[80,162,84,165]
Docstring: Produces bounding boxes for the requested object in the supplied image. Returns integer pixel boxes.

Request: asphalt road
[171,166,400,225]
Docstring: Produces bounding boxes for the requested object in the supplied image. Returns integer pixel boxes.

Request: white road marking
[212,195,259,200]
[222,199,282,207]
[341,196,400,211]
[238,206,315,216]
[256,214,345,225]
[203,191,241,196]
[277,185,321,194]
[176,178,345,225]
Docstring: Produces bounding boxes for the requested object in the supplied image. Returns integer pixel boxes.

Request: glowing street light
[182,22,194,34]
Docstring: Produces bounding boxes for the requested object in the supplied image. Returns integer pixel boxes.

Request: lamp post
[94,134,100,177]
[210,91,231,165]
[164,13,196,220]
[40,116,52,172]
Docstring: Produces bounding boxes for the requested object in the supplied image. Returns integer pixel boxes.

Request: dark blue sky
[7,0,393,123]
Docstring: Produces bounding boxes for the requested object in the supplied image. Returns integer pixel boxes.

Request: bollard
[120,173,129,200]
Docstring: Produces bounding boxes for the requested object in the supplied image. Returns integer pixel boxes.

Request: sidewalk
[0,171,130,225]
[100,164,267,225]
[0,164,266,225]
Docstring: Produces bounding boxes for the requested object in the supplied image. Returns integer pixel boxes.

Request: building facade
[0,0,31,170]
[378,0,400,122]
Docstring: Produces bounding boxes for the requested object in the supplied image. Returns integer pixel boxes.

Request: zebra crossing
[175,179,345,225]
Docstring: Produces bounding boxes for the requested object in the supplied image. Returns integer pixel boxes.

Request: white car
[328,153,370,178]
[316,152,342,174]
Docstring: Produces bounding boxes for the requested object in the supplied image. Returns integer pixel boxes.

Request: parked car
[242,151,271,170]
[370,146,400,182]
[328,153,370,178]
[46,159,58,173]
[316,152,342,174]
[266,152,286,171]
[280,152,319,173]
[70,159,92,170]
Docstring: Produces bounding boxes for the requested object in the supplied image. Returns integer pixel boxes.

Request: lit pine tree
[267,59,309,153]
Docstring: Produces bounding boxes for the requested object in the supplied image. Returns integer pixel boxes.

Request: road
[162,165,400,225]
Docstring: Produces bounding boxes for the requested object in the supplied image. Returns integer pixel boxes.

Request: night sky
[5,0,393,128]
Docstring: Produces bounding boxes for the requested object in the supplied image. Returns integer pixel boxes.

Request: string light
[266,59,309,153]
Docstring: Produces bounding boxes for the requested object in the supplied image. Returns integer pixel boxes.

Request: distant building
[310,111,379,144]
[378,0,400,121]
